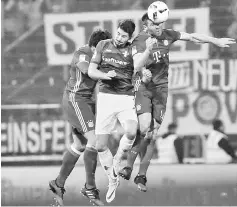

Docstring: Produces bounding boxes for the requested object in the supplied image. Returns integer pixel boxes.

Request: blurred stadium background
[1,0,237,206]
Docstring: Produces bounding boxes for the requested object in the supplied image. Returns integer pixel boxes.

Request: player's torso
[99,40,134,95]
[65,45,96,101]
[133,31,175,88]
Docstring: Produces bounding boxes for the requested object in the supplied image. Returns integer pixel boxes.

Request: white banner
[44,8,209,65]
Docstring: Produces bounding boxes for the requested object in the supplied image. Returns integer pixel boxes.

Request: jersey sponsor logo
[153,50,169,63]
[163,40,168,46]
[136,104,141,111]
[102,56,128,65]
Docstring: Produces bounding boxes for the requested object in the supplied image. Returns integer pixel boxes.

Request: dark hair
[118,19,135,38]
[168,123,177,131]
[88,29,112,47]
[212,119,223,130]
[141,12,150,25]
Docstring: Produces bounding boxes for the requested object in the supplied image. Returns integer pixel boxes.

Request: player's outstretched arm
[179,32,236,47]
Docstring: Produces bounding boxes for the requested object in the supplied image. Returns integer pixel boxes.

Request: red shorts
[135,84,168,125]
[62,92,95,134]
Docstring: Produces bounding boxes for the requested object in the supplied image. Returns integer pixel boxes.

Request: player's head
[212,119,224,132]
[168,123,177,133]
[141,12,164,37]
[89,29,112,52]
[114,19,135,47]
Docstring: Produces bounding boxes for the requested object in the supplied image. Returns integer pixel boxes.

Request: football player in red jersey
[49,29,112,206]
[119,12,236,192]
[88,19,140,203]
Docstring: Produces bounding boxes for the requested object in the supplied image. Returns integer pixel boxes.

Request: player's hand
[142,69,152,83]
[103,70,117,80]
[142,69,152,78]
[146,37,157,52]
[215,38,236,47]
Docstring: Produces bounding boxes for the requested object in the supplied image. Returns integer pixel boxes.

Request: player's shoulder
[161,29,180,39]
[76,44,92,56]
[78,45,92,54]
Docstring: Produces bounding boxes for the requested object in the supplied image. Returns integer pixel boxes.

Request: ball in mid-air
[148,1,169,24]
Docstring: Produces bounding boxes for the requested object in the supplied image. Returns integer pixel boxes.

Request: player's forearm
[190,33,219,45]
[134,49,150,72]
[88,63,107,80]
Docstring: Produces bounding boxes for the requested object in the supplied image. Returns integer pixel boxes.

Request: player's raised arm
[179,32,236,47]
[133,37,157,72]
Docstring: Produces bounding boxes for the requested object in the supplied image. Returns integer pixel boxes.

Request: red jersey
[132,29,181,88]
[90,39,134,95]
[65,45,96,101]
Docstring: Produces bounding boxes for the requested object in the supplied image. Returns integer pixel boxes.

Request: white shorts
[95,92,138,135]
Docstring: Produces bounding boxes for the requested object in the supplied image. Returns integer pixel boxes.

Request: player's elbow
[88,66,95,79]
[88,68,93,78]
[88,63,98,79]
[134,63,142,73]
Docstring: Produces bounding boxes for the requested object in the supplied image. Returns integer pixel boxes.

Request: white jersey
[206,130,232,164]
[156,134,178,164]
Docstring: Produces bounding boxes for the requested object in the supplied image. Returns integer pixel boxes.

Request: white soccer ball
[147,1,169,24]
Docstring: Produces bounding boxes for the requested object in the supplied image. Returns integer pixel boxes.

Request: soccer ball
[147,1,169,24]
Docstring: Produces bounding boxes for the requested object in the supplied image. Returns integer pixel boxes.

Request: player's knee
[96,141,108,152]
[125,130,137,140]
[123,121,138,140]
[111,129,124,141]
[84,130,97,149]
[139,122,150,138]
[69,142,85,157]
[124,126,137,140]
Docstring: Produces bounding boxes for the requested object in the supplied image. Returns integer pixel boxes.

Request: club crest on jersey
[163,40,168,46]
[122,50,129,57]
[87,120,94,128]
[136,104,141,111]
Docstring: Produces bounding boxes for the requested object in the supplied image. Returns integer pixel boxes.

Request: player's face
[146,20,164,37]
[114,28,130,47]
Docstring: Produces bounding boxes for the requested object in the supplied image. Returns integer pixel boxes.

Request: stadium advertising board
[44,8,209,65]
[159,59,237,135]
[1,106,71,163]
